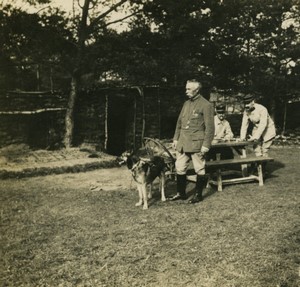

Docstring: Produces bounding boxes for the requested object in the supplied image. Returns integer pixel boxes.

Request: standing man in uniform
[171,79,215,204]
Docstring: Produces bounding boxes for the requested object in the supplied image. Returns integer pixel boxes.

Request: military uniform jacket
[173,95,215,153]
[240,103,276,142]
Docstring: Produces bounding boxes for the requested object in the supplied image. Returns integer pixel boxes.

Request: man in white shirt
[209,104,234,160]
[214,104,234,141]
[240,94,276,157]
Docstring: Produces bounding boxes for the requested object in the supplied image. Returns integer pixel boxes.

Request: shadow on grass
[268,159,285,173]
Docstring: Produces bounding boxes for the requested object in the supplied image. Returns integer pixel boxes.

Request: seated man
[209,104,234,160]
[214,104,234,141]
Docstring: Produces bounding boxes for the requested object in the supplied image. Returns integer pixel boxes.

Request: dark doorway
[28,113,48,149]
[161,115,178,139]
[107,95,133,156]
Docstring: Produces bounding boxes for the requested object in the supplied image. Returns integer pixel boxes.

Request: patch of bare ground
[0,149,299,287]
[0,144,118,178]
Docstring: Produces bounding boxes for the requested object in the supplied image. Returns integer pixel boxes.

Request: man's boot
[188,175,207,204]
[170,174,187,200]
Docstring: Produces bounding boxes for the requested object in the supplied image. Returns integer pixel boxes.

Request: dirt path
[24,166,134,192]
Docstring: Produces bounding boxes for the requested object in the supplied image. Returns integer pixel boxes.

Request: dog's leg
[160,172,166,202]
[142,184,148,210]
[135,184,143,207]
[148,183,153,199]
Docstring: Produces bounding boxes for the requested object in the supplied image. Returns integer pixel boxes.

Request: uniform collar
[245,102,256,112]
[215,116,224,125]
[189,94,200,102]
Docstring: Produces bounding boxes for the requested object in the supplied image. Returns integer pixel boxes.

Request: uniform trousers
[175,151,206,176]
[253,138,274,157]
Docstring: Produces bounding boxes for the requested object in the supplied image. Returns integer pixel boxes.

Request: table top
[143,138,255,160]
[166,140,253,159]
[211,140,254,148]
[159,139,254,148]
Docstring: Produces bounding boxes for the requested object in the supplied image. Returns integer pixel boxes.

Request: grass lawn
[0,148,299,287]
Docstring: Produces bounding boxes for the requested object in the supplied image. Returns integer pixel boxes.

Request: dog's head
[117,151,131,165]
[117,151,140,170]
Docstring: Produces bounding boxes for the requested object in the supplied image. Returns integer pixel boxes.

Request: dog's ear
[126,157,134,169]
[131,155,139,163]
[116,157,125,165]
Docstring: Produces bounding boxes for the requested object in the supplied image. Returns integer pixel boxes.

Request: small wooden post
[282,101,287,135]
[104,94,108,151]
[36,64,40,91]
[141,87,145,144]
[157,87,161,139]
[134,86,145,145]
[50,66,54,93]
[133,93,137,150]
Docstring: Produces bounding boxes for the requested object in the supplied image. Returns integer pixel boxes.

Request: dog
[118,151,167,209]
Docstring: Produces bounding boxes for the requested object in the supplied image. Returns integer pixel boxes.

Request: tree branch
[88,0,128,31]
[102,9,141,29]
[96,0,128,19]
[77,0,84,9]
[35,5,51,14]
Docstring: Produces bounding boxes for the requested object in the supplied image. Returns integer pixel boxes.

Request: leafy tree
[0,3,75,90]
[1,0,299,145]
[1,0,143,147]
[62,0,143,147]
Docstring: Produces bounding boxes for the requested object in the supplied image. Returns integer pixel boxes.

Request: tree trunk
[62,0,129,148]
[63,0,89,148]
[282,101,287,135]
[64,76,77,148]
[269,94,276,123]
[104,94,108,150]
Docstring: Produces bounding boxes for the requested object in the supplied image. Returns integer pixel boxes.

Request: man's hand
[201,146,209,154]
[172,140,178,150]
[247,135,258,142]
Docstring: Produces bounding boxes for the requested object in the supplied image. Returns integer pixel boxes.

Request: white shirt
[240,103,276,141]
[214,115,234,140]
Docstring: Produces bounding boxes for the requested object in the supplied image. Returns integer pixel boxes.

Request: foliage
[0,0,299,126]
[0,3,75,90]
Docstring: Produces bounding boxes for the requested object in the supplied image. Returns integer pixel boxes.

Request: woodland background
[0,0,299,151]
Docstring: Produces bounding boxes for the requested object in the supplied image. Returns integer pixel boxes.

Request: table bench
[206,157,274,191]
[186,157,274,191]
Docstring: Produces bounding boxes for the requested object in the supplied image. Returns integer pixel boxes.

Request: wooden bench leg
[217,168,222,191]
[207,173,212,188]
[257,163,264,186]
[241,149,248,177]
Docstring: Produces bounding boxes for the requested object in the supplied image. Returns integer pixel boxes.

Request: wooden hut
[0,86,185,155]
[74,86,184,155]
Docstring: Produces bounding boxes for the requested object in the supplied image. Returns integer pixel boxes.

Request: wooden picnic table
[143,137,273,191]
[210,139,255,177]
[206,139,273,191]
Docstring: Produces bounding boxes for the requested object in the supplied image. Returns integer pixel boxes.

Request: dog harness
[131,160,147,184]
